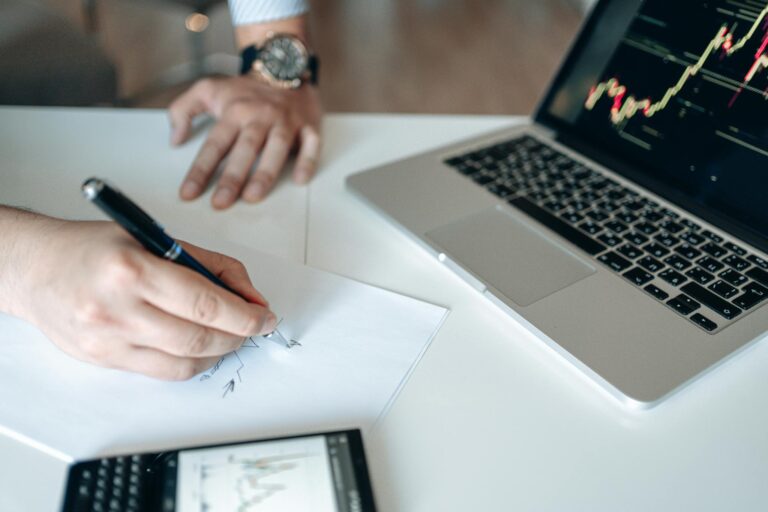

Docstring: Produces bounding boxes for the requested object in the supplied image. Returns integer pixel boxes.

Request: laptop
[346,0,768,407]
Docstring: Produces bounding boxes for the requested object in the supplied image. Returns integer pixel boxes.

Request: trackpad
[426,207,595,306]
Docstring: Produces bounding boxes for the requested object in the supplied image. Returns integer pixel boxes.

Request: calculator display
[176,435,337,511]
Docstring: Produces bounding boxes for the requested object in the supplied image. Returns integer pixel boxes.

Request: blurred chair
[0,0,117,106]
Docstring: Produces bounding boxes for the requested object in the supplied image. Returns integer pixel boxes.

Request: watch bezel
[251,33,310,90]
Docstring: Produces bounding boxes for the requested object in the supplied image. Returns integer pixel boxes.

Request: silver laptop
[347,0,768,407]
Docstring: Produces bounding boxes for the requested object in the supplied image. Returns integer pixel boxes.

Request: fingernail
[212,188,233,207]
[243,182,264,202]
[180,181,200,199]
[263,312,278,333]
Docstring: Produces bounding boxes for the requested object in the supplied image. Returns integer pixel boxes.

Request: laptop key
[598,233,622,247]
[617,244,643,260]
[638,255,664,272]
[654,232,680,248]
[722,254,750,271]
[681,282,742,320]
[508,197,607,255]
[634,222,659,235]
[660,220,684,233]
[660,269,687,286]
[624,267,654,286]
[578,221,602,235]
[674,243,701,260]
[664,255,691,271]
[679,231,706,245]
[644,284,669,300]
[644,242,670,258]
[720,268,747,287]
[747,255,768,270]
[709,280,738,299]
[667,294,701,315]
[732,282,768,310]
[690,313,718,332]
[700,242,727,258]
[697,256,724,273]
[723,242,747,256]
[746,267,768,287]
[685,267,714,285]
[701,230,724,243]
[598,251,632,273]
[605,220,629,233]
[624,231,649,246]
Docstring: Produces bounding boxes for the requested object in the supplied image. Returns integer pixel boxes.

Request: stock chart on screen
[547,0,768,239]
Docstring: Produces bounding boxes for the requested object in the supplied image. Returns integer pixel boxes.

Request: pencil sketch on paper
[198,322,302,399]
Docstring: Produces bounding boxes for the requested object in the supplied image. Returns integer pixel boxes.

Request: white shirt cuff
[228,0,309,25]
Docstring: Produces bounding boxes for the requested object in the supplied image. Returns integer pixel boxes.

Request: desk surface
[1,107,767,511]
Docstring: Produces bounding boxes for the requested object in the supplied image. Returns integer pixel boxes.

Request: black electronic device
[61,429,376,512]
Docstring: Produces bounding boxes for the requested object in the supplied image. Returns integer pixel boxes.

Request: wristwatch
[240,33,319,89]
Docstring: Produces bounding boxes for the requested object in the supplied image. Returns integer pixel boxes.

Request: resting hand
[169,76,322,209]
[10,220,276,380]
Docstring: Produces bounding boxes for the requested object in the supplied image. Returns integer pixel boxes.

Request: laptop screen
[537,0,768,251]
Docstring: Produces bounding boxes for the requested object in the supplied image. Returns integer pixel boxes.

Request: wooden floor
[36,0,585,115]
[313,0,584,114]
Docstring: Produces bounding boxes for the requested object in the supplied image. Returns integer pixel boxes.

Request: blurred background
[0,0,591,114]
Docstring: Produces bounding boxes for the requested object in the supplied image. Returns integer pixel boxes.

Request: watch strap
[239,45,260,75]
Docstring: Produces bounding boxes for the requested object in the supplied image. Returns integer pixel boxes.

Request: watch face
[261,36,308,82]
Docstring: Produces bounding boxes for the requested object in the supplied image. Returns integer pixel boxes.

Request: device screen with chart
[541,0,768,246]
[60,430,376,512]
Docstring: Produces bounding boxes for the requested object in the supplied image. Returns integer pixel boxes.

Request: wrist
[0,207,65,319]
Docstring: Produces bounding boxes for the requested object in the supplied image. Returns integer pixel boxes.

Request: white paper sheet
[0,241,447,461]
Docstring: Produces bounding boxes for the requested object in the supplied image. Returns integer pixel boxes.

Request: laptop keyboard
[444,135,768,334]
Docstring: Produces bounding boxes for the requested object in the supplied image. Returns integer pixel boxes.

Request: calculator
[60,429,377,512]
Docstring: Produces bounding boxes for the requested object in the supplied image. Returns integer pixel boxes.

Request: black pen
[81,177,252,303]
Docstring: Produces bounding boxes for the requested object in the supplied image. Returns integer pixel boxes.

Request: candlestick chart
[581,0,768,158]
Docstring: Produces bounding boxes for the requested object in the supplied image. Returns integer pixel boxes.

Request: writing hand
[16,220,276,380]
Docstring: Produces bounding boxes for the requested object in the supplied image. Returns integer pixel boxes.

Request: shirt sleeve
[227,0,309,25]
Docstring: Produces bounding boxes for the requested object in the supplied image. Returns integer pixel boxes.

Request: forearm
[234,14,310,48]
[0,206,63,317]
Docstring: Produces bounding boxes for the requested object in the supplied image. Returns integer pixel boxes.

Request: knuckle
[192,291,221,324]
[75,299,111,327]
[241,314,263,337]
[103,249,143,287]
[184,328,211,356]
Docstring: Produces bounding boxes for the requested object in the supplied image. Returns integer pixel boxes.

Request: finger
[179,121,239,201]
[211,124,268,209]
[110,343,220,381]
[182,242,269,307]
[242,126,296,202]
[292,126,322,184]
[138,257,277,337]
[168,86,209,146]
[130,301,246,358]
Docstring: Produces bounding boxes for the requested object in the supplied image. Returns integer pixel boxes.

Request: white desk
[1,107,767,511]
